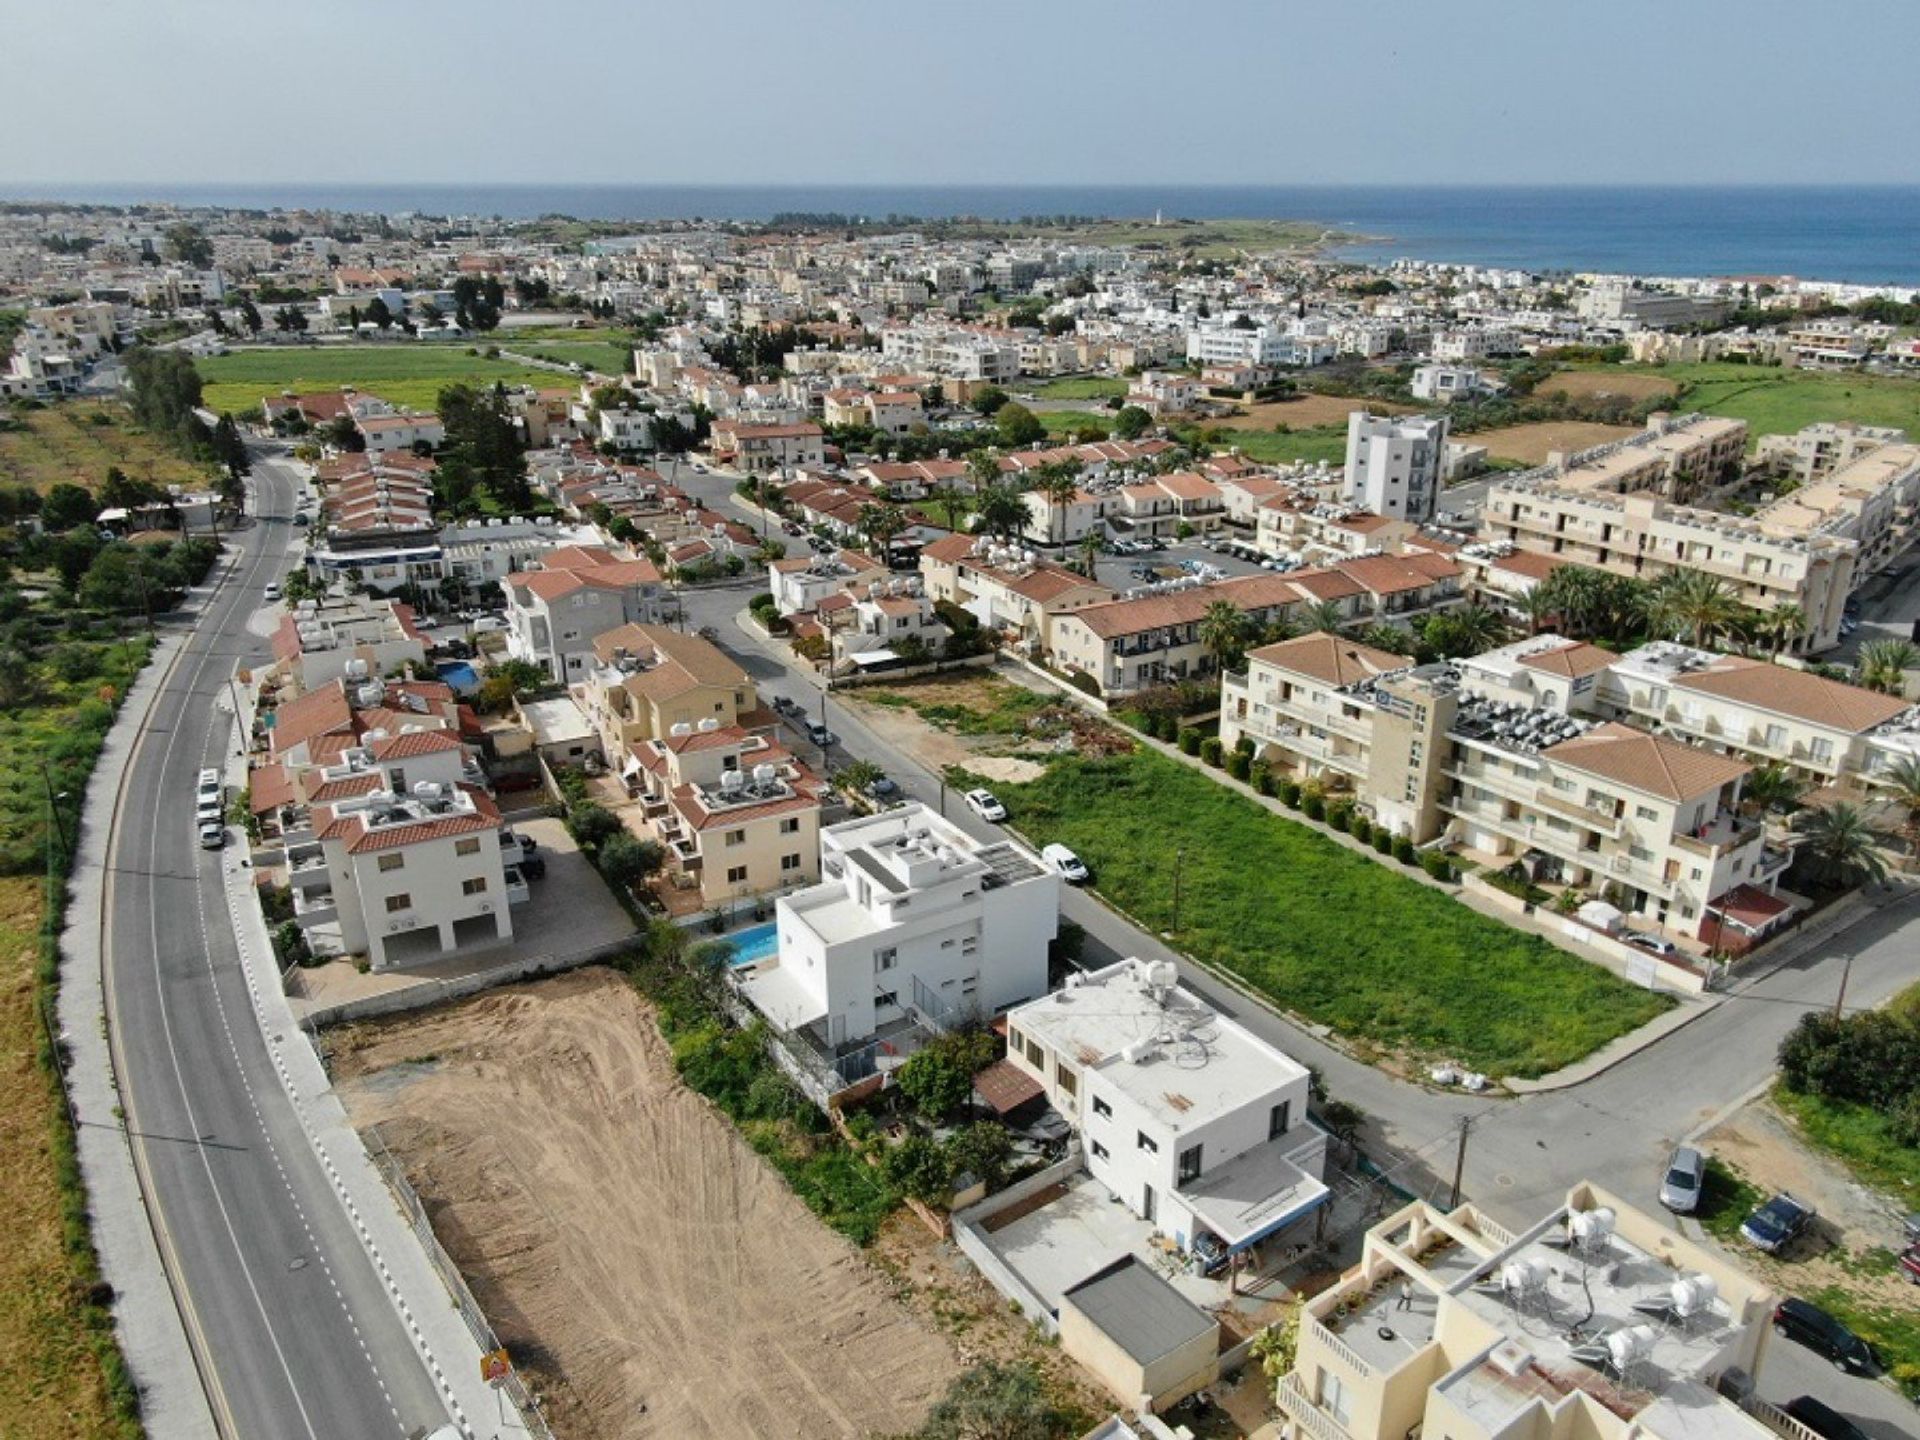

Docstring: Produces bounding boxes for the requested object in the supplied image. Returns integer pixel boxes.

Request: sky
[8,0,1920,190]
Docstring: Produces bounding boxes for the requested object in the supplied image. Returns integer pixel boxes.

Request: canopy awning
[1182,1143,1332,1255]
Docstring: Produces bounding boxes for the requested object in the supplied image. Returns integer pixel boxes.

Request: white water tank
[670,721,693,737]
[1607,1325,1656,1371]
[752,764,777,786]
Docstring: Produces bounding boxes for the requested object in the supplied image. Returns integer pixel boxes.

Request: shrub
[1234,734,1256,757]
[945,1122,1014,1192]
[567,802,623,850]
[1177,727,1202,756]
[1225,751,1251,782]
[1393,835,1417,864]
[1348,816,1372,846]
[598,833,666,889]
[1420,850,1455,882]
[1326,803,1352,834]
[1373,828,1395,855]
[1199,736,1223,767]
[896,1029,997,1119]
[1279,779,1302,807]
[1302,793,1325,821]
[881,1135,955,1205]
[1253,764,1276,797]
[1067,670,1100,698]
[1154,712,1179,742]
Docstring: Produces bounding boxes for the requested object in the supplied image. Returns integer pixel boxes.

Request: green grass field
[0,403,217,495]
[498,338,633,376]
[1036,411,1112,440]
[981,749,1671,1078]
[1031,376,1127,402]
[196,344,572,415]
[1584,362,1920,445]
[1215,425,1350,466]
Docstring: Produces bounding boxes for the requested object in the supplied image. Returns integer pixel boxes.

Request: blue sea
[7,182,1920,286]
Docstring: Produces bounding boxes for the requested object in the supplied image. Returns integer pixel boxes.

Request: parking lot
[1088,533,1276,593]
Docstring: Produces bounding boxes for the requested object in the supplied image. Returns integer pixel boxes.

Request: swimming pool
[435,660,480,695]
[723,921,780,968]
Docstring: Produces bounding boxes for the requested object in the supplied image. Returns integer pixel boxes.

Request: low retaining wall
[950,1150,1086,1336]
[1460,873,1711,995]
[300,938,633,1028]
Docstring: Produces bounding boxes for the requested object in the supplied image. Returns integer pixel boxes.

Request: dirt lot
[1213,393,1411,431]
[845,672,1120,786]
[1539,371,1678,403]
[1468,420,1640,466]
[330,969,960,1440]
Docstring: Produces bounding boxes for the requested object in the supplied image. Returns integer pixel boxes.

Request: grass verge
[196,344,573,415]
[1695,1157,1766,1244]
[1771,1082,1919,1199]
[977,748,1671,1078]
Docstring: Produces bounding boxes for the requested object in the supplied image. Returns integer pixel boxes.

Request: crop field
[0,403,215,495]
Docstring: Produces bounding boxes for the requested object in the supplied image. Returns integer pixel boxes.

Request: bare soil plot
[331,969,959,1440]
[1539,371,1678,403]
[1213,393,1412,431]
[1469,420,1640,466]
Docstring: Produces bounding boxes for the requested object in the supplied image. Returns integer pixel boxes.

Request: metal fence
[366,1126,558,1440]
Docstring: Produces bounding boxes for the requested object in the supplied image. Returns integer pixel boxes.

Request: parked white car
[1041,843,1089,884]
[471,615,509,632]
[965,788,1008,823]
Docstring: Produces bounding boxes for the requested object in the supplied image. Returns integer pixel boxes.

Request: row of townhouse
[501,543,665,683]
[710,419,826,473]
[1019,470,1229,547]
[1051,553,1465,697]
[918,534,1117,654]
[1221,633,1795,940]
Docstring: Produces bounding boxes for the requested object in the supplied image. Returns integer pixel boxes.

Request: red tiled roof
[367,728,465,760]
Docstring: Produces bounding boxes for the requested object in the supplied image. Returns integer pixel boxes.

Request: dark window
[1092,1095,1112,1119]
[1270,1100,1291,1140]
[1137,1131,1158,1155]
[1178,1143,1203,1185]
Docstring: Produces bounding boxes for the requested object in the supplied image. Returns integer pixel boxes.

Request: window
[1137,1131,1158,1155]
[462,876,488,896]
[1635,804,1658,822]
[1177,1143,1203,1185]
[377,853,405,873]
[781,853,802,872]
[874,989,898,1009]
[1090,1139,1109,1161]
[1319,1370,1352,1427]
[1057,1066,1077,1098]
[726,865,748,884]
[876,947,898,970]
[1763,723,1787,750]
[384,893,412,913]
[455,836,483,856]
[1269,1100,1291,1140]
[725,829,746,848]
[779,817,800,835]
[1092,1095,1112,1119]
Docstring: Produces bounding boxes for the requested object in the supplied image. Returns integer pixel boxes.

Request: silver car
[1659,1144,1706,1214]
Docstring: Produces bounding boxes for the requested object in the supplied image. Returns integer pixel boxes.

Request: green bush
[1253,764,1276,797]
[1279,779,1302,807]
[1393,835,1417,864]
[1067,670,1100,698]
[1326,803,1352,834]
[1373,828,1395,855]
[1199,736,1223,767]
[1420,850,1456,883]
[1177,727,1202,756]
[1225,751,1251,782]
[896,1029,998,1119]
[1302,793,1325,821]
[1154,713,1179,742]
[1349,816,1373,846]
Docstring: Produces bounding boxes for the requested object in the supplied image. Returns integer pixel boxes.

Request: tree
[238,298,263,335]
[858,502,909,560]
[1031,461,1082,542]
[597,833,666,889]
[1075,531,1102,578]
[1740,763,1805,818]
[366,296,394,330]
[163,222,214,269]
[274,304,308,333]
[1516,585,1556,636]
[994,402,1044,447]
[1645,570,1740,648]
[1858,638,1919,696]
[900,1361,1075,1440]
[974,483,1029,542]
[945,1122,1013,1191]
[567,802,624,850]
[40,481,97,531]
[1793,803,1888,889]
[894,1029,995,1119]
[437,383,529,512]
[880,1135,954,1205]
[1876,755,1920,864]
[1753,603,1806,656]
[965,446,1003,497]
[1421,603,1505,659]
[1198,600,1251,673]
[212,413,251,485]
[1302,600,1345,633]
[1111,404,1151,440]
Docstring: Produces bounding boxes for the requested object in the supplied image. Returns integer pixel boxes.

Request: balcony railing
[1276,1371,1355,1440]
[1302,1310,1373,1380]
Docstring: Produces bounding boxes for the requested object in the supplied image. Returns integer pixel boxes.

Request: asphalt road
[104,446,448,1438]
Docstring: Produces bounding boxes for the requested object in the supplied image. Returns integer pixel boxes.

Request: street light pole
[40,763,72,860]
[1171,846,1184,932]
[1831,951,1854,1019]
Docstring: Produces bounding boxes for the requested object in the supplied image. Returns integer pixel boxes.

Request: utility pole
[40,763,72,860]
[1171,846,1184,931]
[1448,1114,1476,1210]
[1831,952,1854,1020]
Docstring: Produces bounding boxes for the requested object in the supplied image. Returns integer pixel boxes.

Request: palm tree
[1794,802,1888,889]
[1033,462,1082,544]
[1076,530,1103,578]
[1198,601,1251,674]
[1877,755,1920,866]
[1359,623,1417,656]
[1258,612,1300,647]
[1517,586,1556,637]
[965,446,1002,499]
[1302,600,1345,634]
[1425,603,1506,659]
[858,502,908,562]
[974,483,1029,542]
[1754,603,1806,656]
[1858,638,1919,696]
[1645,571,1741,649]
[1739,763,1805,818]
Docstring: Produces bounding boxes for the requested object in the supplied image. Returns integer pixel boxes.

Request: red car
[1899,1244,1920,1285]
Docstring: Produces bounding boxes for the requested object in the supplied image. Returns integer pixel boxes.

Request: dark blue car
[1741,1192,1814,1254]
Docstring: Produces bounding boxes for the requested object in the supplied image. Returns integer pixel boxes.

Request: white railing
[1304,1310,1373,1379]
[1277,1372,1354,1440]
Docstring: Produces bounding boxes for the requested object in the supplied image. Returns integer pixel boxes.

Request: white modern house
[737,803,1059,1059]
[1005,958,1329,1264]
[1344,410,1449,524]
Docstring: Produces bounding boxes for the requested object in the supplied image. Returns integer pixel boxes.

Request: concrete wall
[1059,1300,1218,1415]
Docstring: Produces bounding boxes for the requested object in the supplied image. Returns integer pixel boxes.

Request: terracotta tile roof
[1282,567,1367,602]
[1063,574,1308,641]
[540,544,620,570]
[1715,883,1792,928]
[367,728,465,760]
[1544,722,1749,802]
[341,785,502,855]
[1490,550,1568,582]
[1675,656,1909,733]
[1247,632,1406,687]
[921,533,977,564]
[248,762,296,814]
[270,682,354,756]
[1517,640,1620,680]
[306,772,386,804]
[1333,552,1460,595]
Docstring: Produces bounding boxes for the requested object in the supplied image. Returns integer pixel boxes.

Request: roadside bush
[1302,792,1325,822]
[1199,736,1223,767]
[1393,835,1416,864]
[1067,670,1100,698]
[1420,850,1456,883]
[1326,803,1353,834]
[1348,816,1373,846]
[1373,828,1394,855]
[1253,764,1276,797]
[1224,751,1251,782]
[1154,713,1178,742]
[1278,779,1301,807]
[1177,727,1202,756]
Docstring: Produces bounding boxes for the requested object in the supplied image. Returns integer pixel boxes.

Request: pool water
[435,661,481,695]
[724,922,780,968]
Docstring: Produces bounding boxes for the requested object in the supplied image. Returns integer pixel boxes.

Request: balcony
[1531,786,1622,836]
[1671,809,1761,859]
[1276,1372,1354,1440]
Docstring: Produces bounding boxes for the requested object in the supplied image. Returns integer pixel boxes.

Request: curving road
[103,446,448,1438]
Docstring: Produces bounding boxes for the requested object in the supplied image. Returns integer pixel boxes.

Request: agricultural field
[0,402,216,495]
[496,337,633,376]
[1214,392,1412,430]
[195,343,570,414]
[1571,361,1920,445]
[1538,370,1678,403]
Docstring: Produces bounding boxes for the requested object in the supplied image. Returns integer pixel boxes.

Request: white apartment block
[1344,411,1448,523]
[1277,1183,1779,1440]
[737,804,1058,1051]
[271,594,428,693]
[1006,958,1328,1258]
[503,545,665,682]
[1221,634,1787,936]
[879,324,1021,382]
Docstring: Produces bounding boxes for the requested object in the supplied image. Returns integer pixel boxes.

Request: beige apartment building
[1275,1183,1781,1440]
[1754,421,1905,484]
[1221,634,1786,935]
[625,723,822,906]
[573,623,763,761]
